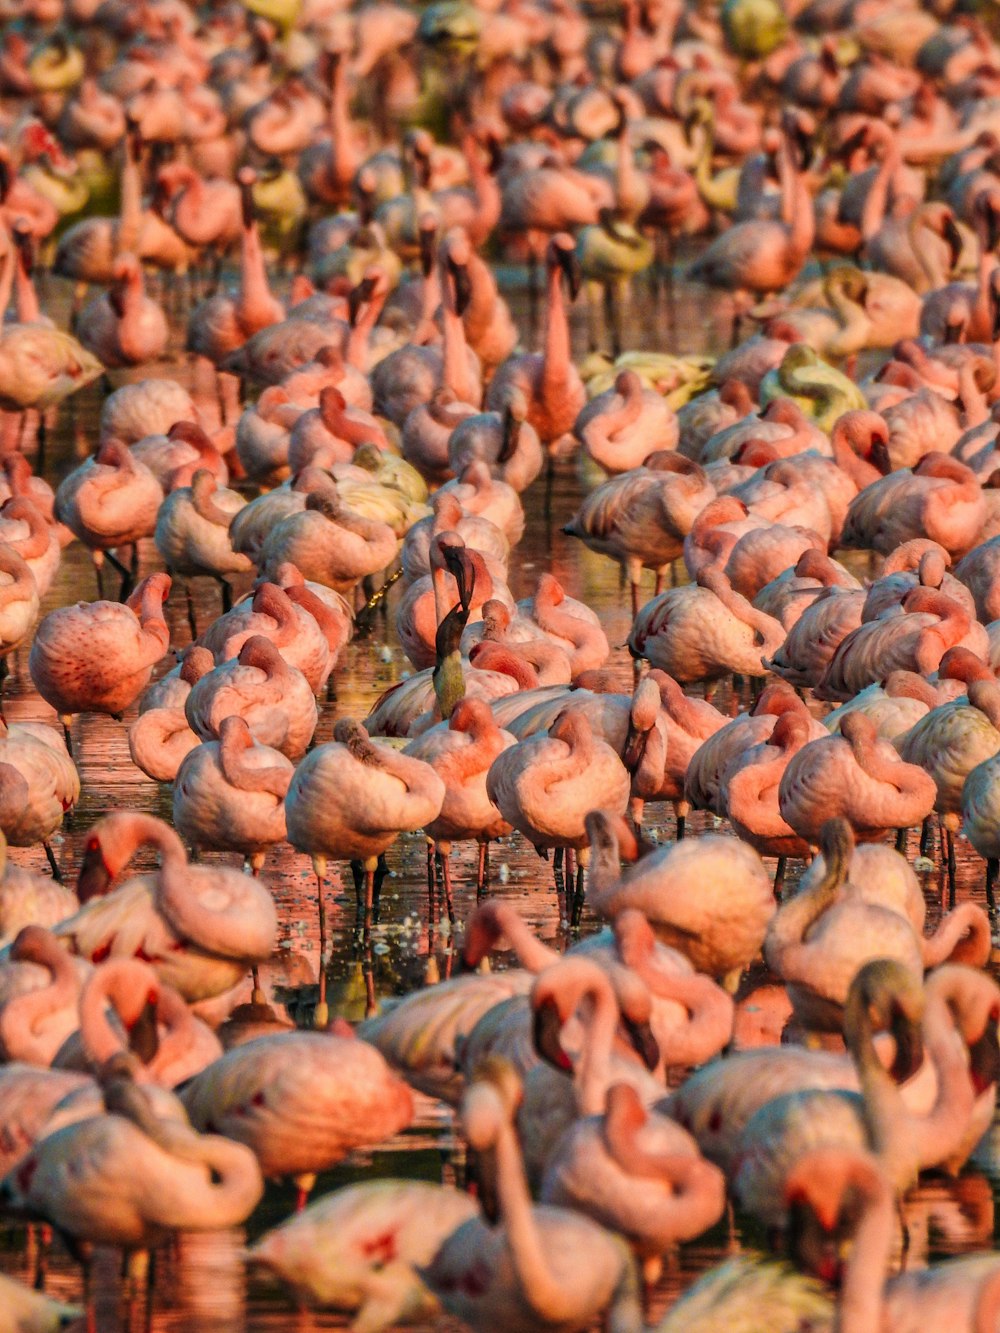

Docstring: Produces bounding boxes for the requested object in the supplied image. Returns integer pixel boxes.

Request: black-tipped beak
[127,998,160,1065]
[887,1002,923,1084]
[987,203,1000,254]
[448,257,472,316]
[77,843,112,902]
[533,997,572,1071]
[623,1015,660,1071]
[348,275,377,327]
[467,1144,501,1226]
[419,227,436,278]
[485,134,503,174]
[621,718,650,771]
[557,245,582,300]
[839,126,867,159]
[944,215,964,272]
[792,123,812,171]
[240,176,254,230]
[498,406,520,463]
[444,545,475,613]
[108,283,127,318]
[969,1016,1000,1095]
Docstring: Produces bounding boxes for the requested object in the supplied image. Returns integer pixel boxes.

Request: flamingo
[179,1026,414,1203]
[0,926,88,1066]
[422,1059,641,1333]
[485,709,631,905]
[54,440,163,597]
[58,811,277,1003]
[285,719,445,1021]
[248,1178,478,1325]
[898,679,1000,904]
[778,713,936,847]
[564,454,716,614]
[29,572,171,738]
[486,233,587,455]
[585,810,774,980]
[173,716,292,872]
[539,1082,725,1286]
[628,567,786,686]
[403,697,516,908]
[785,1145,1000,1331]
[184,635,318,761]
[688,124,815,341]
[0,1058,264,1249]
[65,957,222,1087]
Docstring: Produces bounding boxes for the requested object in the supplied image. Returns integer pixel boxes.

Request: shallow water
[0,270,997,1329]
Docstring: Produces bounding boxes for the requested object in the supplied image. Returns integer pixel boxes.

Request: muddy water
[0,272,997,1330]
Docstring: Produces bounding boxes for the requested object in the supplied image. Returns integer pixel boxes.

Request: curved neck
[492,1110,580,1322]
[0,944,79,1059]
[836,1163,894,1333]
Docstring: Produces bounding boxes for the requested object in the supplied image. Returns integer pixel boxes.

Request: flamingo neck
[542,262,570,392]
[836,1162,894,1333]
[118,137,142,253]
[493,1110,576,1321]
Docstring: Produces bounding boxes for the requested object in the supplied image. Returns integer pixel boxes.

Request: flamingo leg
[437,851,455,922]
[476,841,488,898]
[363,860,377,937]
[312,855,329,1028]
[426,841,438,923]
[94,553,105,601]
[185,580,199,639]
[919,816,932,858]
[552,845,564,896]
[372,852,389,923]
[103,548,133,601]
[945,827,957,910]
[216,576,232,614]
[571,861,586,927]
[773,856,787,898]
[987,858,998,915]
[895,826,908,855]
[294,1172,316,1212]
[43,841,62,882]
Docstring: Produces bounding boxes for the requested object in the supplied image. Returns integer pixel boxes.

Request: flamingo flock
[5,0,1000,1327]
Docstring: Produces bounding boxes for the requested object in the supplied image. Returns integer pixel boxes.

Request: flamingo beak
[969,1015,1000,1095]
[467,1144,501,1226]
[622,1015,659,1071]
[621,719,650,771]
[443,545,475,613]
[557,245,582,300]
[348,275,377,327]
[533,997,572,1072]
[127,996,160,1065]
[419,226,435,277]
[77,841,112,902]
[448,258,472,316]
[943,215,964,273]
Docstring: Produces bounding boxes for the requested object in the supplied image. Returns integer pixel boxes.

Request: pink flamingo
[486,234,586,455]
[404,697,516,907]
[778,713,936,846]
[29,573,171,730]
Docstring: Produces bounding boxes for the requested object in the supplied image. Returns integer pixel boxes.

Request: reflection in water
[0,276,997,1329]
